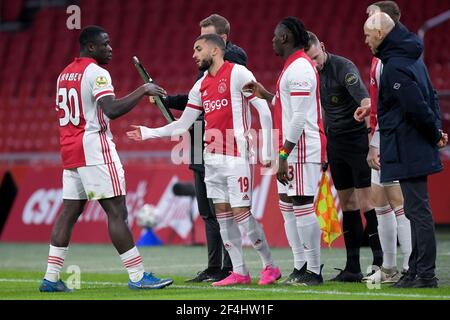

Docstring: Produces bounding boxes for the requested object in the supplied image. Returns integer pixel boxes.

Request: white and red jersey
[56,57,118,169]
[186,61,261,158]
[273,49,326,164]
[369,57,383,133]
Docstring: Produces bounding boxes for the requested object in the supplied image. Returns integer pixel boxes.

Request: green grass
[1,232,450,300]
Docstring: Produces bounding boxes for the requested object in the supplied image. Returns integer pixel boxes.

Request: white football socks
[120,246,145,282]
[236,210,274,268]
[294,204,321,275]
[375,205,397,269]
[44,245,68,282]
[279,200,306,270]
[394,206,412,271]
[217,211,248,275]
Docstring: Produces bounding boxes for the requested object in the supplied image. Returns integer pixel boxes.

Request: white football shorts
[62,161,126,200]
[277,162,322,197]
[204,153,252,208]
[371,169,399,187]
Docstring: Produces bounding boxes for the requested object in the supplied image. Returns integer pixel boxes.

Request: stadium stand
[0,0,449,155]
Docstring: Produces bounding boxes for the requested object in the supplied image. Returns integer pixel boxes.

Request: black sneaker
[281,263,307,285]
[410,277,438,288]
[293,264,324,286]
[391,271,416,288]
[329,268,363,282]
[185,269,219,283]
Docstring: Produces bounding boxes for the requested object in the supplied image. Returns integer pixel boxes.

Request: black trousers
[194,170,232,271]
[400,176,436,279]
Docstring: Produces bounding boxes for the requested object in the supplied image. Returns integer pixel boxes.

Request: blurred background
[0,0,449,246]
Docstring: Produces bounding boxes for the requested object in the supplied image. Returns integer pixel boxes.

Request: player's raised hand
[243,80,266,99]
[354,105,371,122]
[126,125,143,141]
[142,83,167,97]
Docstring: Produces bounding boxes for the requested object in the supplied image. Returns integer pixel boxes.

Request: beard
[198,57,213,71]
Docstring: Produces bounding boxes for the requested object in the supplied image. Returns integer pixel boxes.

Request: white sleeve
[90,66,115,101]
[284,61,314,144]
[186,78,203,111]
[140,81,203,140]
[250,97,274,161]
[370,123,380,148]
[140,107,202,140]
[238,66,274,161]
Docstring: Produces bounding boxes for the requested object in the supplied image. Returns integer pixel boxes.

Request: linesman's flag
[315,171,342,247]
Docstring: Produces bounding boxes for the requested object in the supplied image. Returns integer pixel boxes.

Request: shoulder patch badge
[95,76,108,87]
[345,73,358,86]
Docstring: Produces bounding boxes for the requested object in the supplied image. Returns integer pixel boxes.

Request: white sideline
[1,278,449,299]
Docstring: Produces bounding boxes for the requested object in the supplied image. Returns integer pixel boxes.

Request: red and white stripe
[95,90,114,100]
[294,205,315,217]
[376,207,393,216]
[216,211,234,220]
[186,103,202,111]
[235,210,252,223]
[97,109,122,197]
[290,91,310,97]
[123,256,143,269]
[394,207,405,217]
[279,201,294,213]
[47,255,64,267]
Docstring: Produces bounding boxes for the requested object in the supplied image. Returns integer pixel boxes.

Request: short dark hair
[371,1,401,23]
[79,25,107,48]
[199,14,230,36]
[196,33,226,53]
[306,31,320,51]
[279,17,309,48]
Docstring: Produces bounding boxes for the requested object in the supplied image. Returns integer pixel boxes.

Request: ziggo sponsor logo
[203,98,229,113]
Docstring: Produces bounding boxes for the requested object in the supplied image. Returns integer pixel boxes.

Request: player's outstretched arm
[126,107,202,141]
[99,83,166,120]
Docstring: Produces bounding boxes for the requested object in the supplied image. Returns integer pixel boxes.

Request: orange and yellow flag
[315,172,342,247]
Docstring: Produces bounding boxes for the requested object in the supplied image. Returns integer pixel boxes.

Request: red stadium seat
[0,0,448,153]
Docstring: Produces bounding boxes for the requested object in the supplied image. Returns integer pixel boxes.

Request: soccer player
[354,1,412,284]
[243,17,326,286]
[39,26,173,292]
[154,14,247,283]
[305,32,383,282]
[127,33,281,286]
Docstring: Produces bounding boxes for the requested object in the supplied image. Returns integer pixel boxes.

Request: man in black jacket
[155,14,248,282]
[364,12,448,288]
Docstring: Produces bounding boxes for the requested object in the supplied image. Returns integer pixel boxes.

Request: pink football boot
[212,272,251,286]
[258,265,282,285]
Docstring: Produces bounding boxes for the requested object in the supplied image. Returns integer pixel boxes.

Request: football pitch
[1,231,450,300]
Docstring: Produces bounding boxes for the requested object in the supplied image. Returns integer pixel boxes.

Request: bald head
[364,12,395,54]
[365,12,395,32]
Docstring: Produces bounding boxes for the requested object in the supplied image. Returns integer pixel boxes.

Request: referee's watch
[367,127,372,134]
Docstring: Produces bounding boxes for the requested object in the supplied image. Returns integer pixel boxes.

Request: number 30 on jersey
[57,87,80,126]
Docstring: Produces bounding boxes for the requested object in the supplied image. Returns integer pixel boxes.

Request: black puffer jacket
[376,23,443,182]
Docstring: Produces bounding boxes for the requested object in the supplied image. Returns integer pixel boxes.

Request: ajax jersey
[56,57,118,169]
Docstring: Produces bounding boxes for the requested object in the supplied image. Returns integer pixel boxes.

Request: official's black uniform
[319,53,383,278]
[319,53,370,190]
[163,42,248,281]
